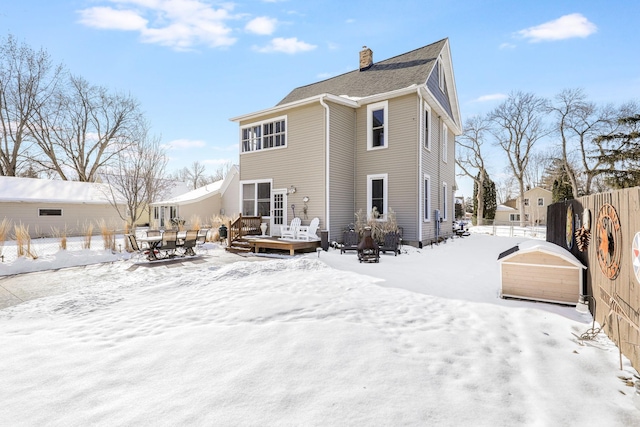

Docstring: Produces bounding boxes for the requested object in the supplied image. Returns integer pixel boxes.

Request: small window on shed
[39,208,62,216]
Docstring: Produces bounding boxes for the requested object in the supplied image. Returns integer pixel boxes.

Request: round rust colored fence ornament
[595,203,622,280]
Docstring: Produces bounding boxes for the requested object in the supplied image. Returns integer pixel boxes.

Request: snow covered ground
[0,231,639,425]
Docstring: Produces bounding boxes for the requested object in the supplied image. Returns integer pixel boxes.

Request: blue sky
[3,0,639,197]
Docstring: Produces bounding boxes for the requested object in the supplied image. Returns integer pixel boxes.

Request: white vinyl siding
[367,101,388,150]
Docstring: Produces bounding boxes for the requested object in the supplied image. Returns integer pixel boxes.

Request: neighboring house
[515,187,553,225]
[150,165,240,228]
[230,39,462,247]
[494,204,520,225]
[0,176,126,238]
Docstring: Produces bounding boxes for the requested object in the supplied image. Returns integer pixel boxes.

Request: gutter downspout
[320,96,330,240]
[418,89,424,246]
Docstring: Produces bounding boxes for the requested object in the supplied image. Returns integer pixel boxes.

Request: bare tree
[103,123,172,229]
[495,175,517,205]
[28,75,142,181]
[0,34,63,176]
[490,92,549,226]
[456,115,491,225]
[524,149,553,190]
[174,160,233,189]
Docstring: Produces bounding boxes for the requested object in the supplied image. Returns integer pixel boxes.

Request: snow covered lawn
[0,233,638,425]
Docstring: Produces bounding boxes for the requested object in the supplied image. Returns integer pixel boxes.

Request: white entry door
[271,189,287,236]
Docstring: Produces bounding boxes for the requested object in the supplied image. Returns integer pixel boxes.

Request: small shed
[498,240,586,305]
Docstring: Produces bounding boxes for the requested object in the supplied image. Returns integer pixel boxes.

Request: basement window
[39,208,62,216]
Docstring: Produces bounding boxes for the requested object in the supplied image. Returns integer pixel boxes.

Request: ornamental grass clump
[82,222,94,249]
[13,223,37,259]
[97,219,116,251]
[0,218,10,256]
[189,215,202,231]
[354,207,399,243]
[52,226,69,250]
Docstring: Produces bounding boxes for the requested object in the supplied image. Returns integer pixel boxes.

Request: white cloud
[517,13,597,42]
[78,7,148,31]
[245,17,277,35]
[499,42,516,50]
[345,18,355,24]
[163,139,207,150]
[76,0,237,50]
[472,94,508,103]
[254,37,316,54]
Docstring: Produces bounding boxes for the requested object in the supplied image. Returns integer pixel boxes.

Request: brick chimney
[359,46,373,71]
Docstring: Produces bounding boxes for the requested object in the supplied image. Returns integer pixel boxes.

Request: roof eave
[230,94,359,123]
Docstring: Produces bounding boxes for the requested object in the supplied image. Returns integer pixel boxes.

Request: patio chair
[280,217,301,240]
[146,229,161,238]
[340,230,359,254]
[296,217,320,241]
[126,234,154,261]
[181,230,198,256]
[160,230,178,257]
[196,229,208,245]
[380,231,400,256]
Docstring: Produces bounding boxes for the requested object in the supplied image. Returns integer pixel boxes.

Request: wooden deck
[248,237,320,256]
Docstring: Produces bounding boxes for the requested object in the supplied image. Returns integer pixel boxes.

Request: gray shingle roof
[277,38,448,106]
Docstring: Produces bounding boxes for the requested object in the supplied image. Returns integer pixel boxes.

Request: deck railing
[227,214,262,246]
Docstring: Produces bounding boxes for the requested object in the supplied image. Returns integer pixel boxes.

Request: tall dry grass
[208,214,231,242]
[189,215,202,231]
[355,207,398,242]
[0,218,10,256]
[13,223,38,259]
[81,222,94,249]
[96,219,116,251]
[52,226,69,250]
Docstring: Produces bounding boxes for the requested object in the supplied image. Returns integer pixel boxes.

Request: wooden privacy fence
[547,187,640,370]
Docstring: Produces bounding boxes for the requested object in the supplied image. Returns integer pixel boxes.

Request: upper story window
[39,208,62,216]
[367,101,388,150]
[537,197,544,206]
[438,55,445,91]
[523,198,530,207]
[442,123,448,163]
[424,102,431,151]
[241,117,286,153]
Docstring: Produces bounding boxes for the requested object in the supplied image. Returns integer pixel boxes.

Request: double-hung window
[367,101,388,150]
[523,198,530,207]
[241,117,286,153]
[537,197,544,206]
[442,182,448,221]
[442,123,448,163]
[367,173,388,219]
[424,102,431,150]
[242,182,271,216]
[424,174,431,221]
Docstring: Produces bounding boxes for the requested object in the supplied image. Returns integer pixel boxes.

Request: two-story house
[230,38,461,247]
[516,186,553,225]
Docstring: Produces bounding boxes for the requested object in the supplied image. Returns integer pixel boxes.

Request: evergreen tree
[552,171,574,202]
[596,114,640,188]
[473,171,497,223]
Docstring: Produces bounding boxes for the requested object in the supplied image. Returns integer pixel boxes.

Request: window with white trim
[367,101,388,150]
[240,117,286,153]
[537,197,544,206]
[242,181,272,216]
[509,213,520,222]
[424,102,431,150]
[523,198,530,207]
[367,173,388,219]
[442,123,448,163]
[438,55,444,91]
[424,174,431,221]
[442,182,448,221]
[39,208,62,216]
